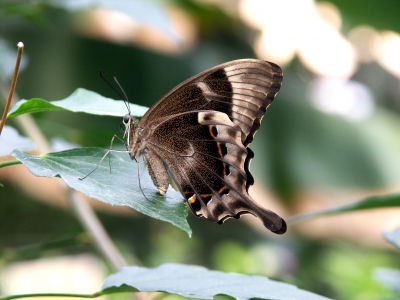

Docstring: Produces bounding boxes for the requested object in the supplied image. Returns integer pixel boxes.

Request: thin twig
[68,190,126,268]
[0,42,24,134]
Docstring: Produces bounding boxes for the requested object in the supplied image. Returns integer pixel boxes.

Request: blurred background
[1,0,400,299]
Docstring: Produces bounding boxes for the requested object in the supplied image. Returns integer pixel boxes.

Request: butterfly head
[119,113,142,157]
[119,113,131,136]
[118,113,135,146]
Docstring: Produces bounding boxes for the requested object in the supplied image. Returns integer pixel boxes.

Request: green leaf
[374,268,400,294]
[288,193,400,224]
[0,125,35,156]
[11,148,191,235]
[101,263,331,300]
[7,88,148,119]
[383,227,400,249]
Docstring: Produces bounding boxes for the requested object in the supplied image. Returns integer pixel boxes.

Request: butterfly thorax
[128,121,146,161]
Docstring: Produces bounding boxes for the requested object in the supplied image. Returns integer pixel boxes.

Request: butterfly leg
[144,150,169,196]
[79,134,129,180]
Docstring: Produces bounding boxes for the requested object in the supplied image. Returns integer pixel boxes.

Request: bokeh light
[309,78,374,121]
[239,0,356,78]
[374,30,400,78]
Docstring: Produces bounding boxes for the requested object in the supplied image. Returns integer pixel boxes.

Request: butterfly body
[125,59,286,234]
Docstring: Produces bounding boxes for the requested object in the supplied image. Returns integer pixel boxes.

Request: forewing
[140,59,283,147]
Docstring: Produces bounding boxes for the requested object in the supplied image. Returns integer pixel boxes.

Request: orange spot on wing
[188,195,197,204]
[209,125,217,139]
[217,143,223,157]
[201,194,213,201]
[218,186,229,195]
[222,163,230,177]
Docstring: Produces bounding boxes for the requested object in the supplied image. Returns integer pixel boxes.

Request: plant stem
[0,160,21,169]
[0,42,24,134]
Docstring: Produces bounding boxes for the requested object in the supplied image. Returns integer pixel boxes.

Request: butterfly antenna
[99,70,125,100]
[113,73,131,115]
[135,159,155,204]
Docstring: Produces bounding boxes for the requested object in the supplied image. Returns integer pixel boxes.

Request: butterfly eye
[123,114,131,124]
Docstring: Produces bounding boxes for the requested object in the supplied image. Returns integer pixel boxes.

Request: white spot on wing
[195,82,217,100]
[198,111,235,127]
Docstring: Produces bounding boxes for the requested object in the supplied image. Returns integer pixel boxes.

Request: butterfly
[118,59,285,234]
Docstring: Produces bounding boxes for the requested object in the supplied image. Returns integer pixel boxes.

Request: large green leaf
[288,193,400,224]
[101,263,330,300]
[11,148,191,235]
[7,88,148,119]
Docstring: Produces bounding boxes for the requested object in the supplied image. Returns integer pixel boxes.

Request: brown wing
[139,59,283,147]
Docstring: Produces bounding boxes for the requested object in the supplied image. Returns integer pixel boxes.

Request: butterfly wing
[140,59,282,147]
[136,59,285,233]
